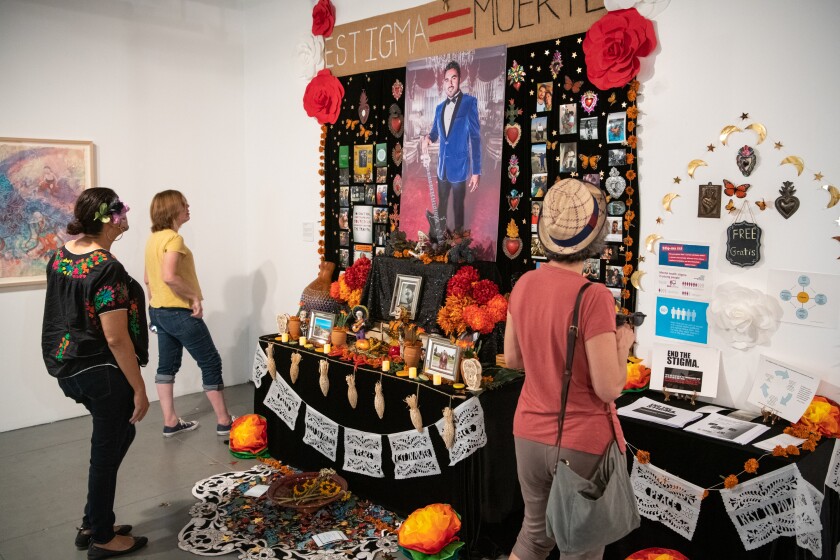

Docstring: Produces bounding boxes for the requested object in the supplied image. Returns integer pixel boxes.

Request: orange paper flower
[229,414,268,454]
[792,396,840,437]
[397,504,461,554]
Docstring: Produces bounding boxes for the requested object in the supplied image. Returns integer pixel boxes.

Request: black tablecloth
[605,392,839,560]
[254,338,524,557]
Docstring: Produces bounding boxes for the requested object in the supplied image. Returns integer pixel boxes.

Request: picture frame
[0,137,96,287]
[424,337,462,382]
[308,311,336,345]
[389,274,423,319]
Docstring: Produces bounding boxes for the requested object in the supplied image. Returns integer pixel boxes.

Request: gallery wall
[0,0,837,432]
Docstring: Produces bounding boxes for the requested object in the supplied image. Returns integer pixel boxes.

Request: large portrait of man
[402,46,505,261]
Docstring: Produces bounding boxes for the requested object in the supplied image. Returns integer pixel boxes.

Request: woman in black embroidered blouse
[41,188,150,558]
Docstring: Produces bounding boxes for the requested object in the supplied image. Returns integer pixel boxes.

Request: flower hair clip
[93,200,130,225]
[94,203,112,224]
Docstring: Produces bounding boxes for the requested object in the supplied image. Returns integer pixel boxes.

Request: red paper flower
[303,69,344,125]
[311,0,336,38]
[583,8,657,90]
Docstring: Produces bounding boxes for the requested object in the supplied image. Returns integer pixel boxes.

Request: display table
[253,337,524,557]
[606,392,839,560]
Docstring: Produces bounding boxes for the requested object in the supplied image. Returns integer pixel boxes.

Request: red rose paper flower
[303,69,344,125]
[583,8,656,90]
[311,0,336,38]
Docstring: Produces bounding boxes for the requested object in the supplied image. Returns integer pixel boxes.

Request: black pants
[59,366,136,544]
[437,178,466,232]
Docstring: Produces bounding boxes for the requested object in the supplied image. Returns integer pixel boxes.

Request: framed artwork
[424,337,461,382]
[389,274,423,319]
[308,311,336,345]
[0,137,96,287]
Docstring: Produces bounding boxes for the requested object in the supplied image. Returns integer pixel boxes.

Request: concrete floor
[0,383,258,560]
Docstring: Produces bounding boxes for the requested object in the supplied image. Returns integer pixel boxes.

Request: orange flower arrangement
[437,267,507,336]
[329,255,371,309]
[789,396,840,437]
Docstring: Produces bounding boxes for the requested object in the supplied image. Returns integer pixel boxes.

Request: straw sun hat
[537,178,607,255]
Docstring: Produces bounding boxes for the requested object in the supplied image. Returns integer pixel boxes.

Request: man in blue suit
[421,60,481,233]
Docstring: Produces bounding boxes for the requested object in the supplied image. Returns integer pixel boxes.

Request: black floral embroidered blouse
[42,247,148,378]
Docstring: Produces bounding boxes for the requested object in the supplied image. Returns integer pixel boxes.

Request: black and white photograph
[608,148,626,166]
[605,265,624,288]
[374,224,388,246]
[339,248,350,268]
[558,142,577,173]
[339,167,350,185]
[530,143,547,174]
[580,117,598,140]
[558,103,577,135]
[424,337,462,381]
[530,116,548,143]
[583,173,600,187]
[607,111,627,144]
[350,185,364,203]
[606,216,623,242]
[389,274,423,319]
[530,233,545,259]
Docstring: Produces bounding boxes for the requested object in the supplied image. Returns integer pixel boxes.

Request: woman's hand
[616,324,636,355]
[131,390,150,424]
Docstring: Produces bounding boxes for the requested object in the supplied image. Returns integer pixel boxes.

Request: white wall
[2,0,838,432]
[0,0,248,431]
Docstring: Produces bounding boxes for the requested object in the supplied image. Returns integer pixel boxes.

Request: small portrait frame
[308,311,336,345]
[424,337,462,382]
[607,112,627,144]
[580,117,598,140]
[390,274,423,319]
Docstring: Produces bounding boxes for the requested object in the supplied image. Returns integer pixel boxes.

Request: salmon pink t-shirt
[510,265,625,455]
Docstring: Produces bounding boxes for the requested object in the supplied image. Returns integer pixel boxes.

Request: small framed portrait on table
[308,311,336,345]
[389,274,423,319]
[424,337,462,382]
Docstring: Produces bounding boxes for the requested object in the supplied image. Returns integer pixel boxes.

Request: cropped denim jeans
[58,365,136,545]
[149,307,224,391]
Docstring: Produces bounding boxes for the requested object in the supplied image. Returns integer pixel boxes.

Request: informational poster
[747,355,820,423]
[683,413,769,445]
[657,242,712,300]
[768,269,840,329]
[352,205,373,244]
[655,296,709,344]
[650,343,720,398]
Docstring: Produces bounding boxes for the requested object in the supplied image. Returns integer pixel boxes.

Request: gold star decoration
[774,141,784,150]
[673,177,682,184]
[551,130,557,136]
[707,144,716,152]
[531,113,537,119]
[621,102,627,108]
[572,52,578,58]
[576,67,582,74]
[814,172,825,181]
[599,170,605,178]
[739,112,749,120]
[530,52,535,58]
[555,39,561,45]
[577,37,583,43]
[536,66,541,72]
[529,90,534,96]
[639,255,646,262]
[656,217,663,224]
[544,50,549,55]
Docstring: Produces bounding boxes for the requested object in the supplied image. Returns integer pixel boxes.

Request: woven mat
[178,464,403,560]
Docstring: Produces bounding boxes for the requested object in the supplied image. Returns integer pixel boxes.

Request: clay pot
[288,317,302,340]
[403,343,422,369]
[330,328,348,348]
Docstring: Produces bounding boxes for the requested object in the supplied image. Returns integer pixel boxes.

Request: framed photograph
[376,166,387,184]
[390,274,423,319]
[531,233,546,260]
[0,137,96,287]
[535,82,553,112]
[350,185,364,203]
[558,142,577,173]
[530,143,547,174]
[339,168,350,185]
[376,184,388,206]
[583,258,601,281]
[605,265,624,288]
[339,248,350,268]
[580,117,598,140]
[308,311,336,345]
[339,186,349,206]
[558,103,577,134]
[530,200,542,232]
[354,144,373,182]
[608,148,626,166]
[424,337,462,381]
[606,216,623,242]
[530,116,548,143]
[607,112,627,144]
[531,173,547,198]
[375,142,388,167]
[364,184,376,205]
[339,230,350,246]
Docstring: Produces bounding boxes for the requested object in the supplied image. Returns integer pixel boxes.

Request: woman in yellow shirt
[144,190,233,437]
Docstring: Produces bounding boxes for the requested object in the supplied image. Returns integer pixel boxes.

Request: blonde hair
[149,189,186,232]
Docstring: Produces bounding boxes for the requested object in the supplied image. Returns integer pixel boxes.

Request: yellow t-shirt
[145,229,203,309]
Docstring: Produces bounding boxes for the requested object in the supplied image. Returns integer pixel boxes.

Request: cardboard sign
[726,221,761,268]
[325,0,606,76]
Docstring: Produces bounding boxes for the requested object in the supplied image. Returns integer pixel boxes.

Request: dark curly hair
[66,188,121,236]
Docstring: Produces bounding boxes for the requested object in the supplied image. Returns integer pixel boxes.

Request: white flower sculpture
[604,0,670,19]
[708,282,783,350]
[297,34,325,81]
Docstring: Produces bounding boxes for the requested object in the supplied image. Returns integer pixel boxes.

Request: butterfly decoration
[723,179,751,198]
[563,75,583,94]
[345,119,359,130]
[546,141,558,150]
[579,154,600,169]
[358,125,373,141]
[755,199,767,211]
[607,92,617,105]
[725,199,737,213]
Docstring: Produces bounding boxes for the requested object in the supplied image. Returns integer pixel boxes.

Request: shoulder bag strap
[553,282,593,470]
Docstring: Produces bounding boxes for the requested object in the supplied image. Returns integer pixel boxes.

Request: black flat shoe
[75,525,133,550]
[87,536,148,560]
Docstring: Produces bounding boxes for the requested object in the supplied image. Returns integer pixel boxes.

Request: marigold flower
[626,106,639,119]
[792,396,840,437]
[626,153,635,165]
[702,490,709,500]
[627,121,636,133]
[626,186,635,196]
[623,264,634,276]
[627,89,637,102]
[744,458,759,474]
[623,235,633,246]
[636,450,650,464]
[785,445,800,456]
[802,438,817,452]
[772,445,788,457]
[626,170,637,181]
[621,289,631,300]
[624,251,633,262]
[471,279,500,305]
[626,135,638,149]
[724,475,739,489]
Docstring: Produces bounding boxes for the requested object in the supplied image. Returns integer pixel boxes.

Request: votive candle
[433,374,442,385]
[409,367,417,379]
[324,343,331,353]
[382,360,391,372]
[281,333,289,343]
[299,336,307,346]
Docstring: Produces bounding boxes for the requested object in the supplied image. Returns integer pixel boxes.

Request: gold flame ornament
[630,270,646,291]
[780,155,805,176]
[662,193,680,213]
[318,359,330,396]
[441,407,456,449]
[374,381,385,419]
[745,122,767,144]
[720,125,742,145]
[405,394,423,433]
[822,185,840,209]
[687,159,708,178]
[645,233,663,253]
[265,343,277,380]
[346,374,358,409]
[290,352,302,384]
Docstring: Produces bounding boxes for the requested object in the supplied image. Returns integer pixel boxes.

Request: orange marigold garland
[635,450,650,464]
[744,458,759,474]
[723,474,739,489]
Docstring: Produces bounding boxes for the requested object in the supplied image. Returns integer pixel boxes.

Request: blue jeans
[58,366,136,545]
[149,307,224,391]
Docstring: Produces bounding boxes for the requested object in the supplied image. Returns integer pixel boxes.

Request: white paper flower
[708,282,783,350]
[604,0,670,19]
[297,34,325,81]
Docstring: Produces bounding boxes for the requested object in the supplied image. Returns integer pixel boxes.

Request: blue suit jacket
[428,93,481,183]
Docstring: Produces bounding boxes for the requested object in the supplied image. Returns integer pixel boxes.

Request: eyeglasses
[616,311,646,328]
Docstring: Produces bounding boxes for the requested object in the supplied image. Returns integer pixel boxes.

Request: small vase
[330,328,348,348]
[403,343,422,369]
[288,317,302,340]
